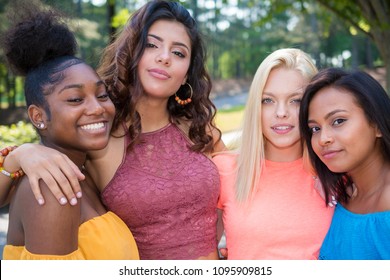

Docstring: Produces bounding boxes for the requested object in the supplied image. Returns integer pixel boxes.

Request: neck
[137,96,171,133]
[264,142,303,162]
[349,156,390,198]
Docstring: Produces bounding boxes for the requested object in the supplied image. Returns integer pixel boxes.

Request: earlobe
[28,105,47,130]
[182,75,188,85]
[376,127,382,138]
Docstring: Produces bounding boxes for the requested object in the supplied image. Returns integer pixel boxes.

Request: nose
[275,103,288,118]
[319,128,333,146]
[156,49,171,66]
[85,97,105,115]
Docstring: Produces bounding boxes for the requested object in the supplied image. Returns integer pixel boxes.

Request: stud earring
[37,123,45,129]
[175,83,193,106]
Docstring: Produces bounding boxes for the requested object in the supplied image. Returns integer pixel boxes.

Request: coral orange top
[214,153,334,260]
[3,211,139,260]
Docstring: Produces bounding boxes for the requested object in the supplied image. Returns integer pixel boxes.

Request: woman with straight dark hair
[299,68,390,259]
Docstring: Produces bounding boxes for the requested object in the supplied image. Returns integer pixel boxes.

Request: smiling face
[137,19,191,100]
[35,63,115,154]
[261,67,307,161]
[308,87,381,174]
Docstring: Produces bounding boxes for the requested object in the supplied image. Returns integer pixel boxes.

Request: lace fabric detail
[102,123,220,259]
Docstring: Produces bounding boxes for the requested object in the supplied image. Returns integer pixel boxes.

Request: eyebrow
[262,91,304,98]
[58,80,104,94]
[148,34,190,51]
[308,109,348,124]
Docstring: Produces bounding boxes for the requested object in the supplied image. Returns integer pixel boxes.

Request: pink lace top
[101,123,220,260]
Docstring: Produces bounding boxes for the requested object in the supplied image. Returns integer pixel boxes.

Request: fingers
[28,170,58,205]
[62,156,85,200]
[219,248,228,259]
[18,144,84,206]
[38,158,82,205]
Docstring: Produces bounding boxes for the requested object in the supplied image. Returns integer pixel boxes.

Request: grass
[215,105,245,133]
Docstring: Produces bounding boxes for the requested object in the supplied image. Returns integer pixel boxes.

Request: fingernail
[37,198,44,205]
[70,198,78,205]
[76,191,82,198]
[59,197,67,205]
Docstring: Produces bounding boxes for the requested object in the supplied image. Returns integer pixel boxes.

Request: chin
[87,141,109,151]
[326,165,346,174]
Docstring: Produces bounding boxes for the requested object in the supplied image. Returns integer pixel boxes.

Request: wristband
[0,146,24,179]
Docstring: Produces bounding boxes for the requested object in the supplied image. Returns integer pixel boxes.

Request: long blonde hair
[235,48,318,202]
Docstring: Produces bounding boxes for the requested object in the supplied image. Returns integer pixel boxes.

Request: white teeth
[273,126,290,130]
[81,122,104,130]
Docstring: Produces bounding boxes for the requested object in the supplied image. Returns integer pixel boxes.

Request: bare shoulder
[208,124,226,153]
[211,151,238,174]
[16,178,80,254]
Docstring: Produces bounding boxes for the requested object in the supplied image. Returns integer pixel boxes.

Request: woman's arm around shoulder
[0,144,84,206]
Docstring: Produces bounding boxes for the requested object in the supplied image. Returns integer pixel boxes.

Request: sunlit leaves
[0,121,39,146]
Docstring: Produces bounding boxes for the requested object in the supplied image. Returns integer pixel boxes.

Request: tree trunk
[6,73,15,109]
[351,36,358,69]
[357,0,390,93]
[371,36,390,93]
[365,38,373,69]
[191,0,198,22]
[385,63,390,94]
[107,0,116,42]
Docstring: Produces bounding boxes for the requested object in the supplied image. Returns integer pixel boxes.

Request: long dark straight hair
[299,68,390,204]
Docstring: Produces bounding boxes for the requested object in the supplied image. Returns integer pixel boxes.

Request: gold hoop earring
[175,83,193,105]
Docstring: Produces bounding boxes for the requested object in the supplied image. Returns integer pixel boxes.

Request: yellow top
[3,211,139,260]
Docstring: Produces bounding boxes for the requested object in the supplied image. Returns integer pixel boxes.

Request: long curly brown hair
[97,0,221,152]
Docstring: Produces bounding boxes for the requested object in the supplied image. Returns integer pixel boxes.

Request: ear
[28,105,47,130]
[375,126,382,138]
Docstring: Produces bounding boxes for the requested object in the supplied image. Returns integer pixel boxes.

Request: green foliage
[218,105,245,113]
[219,51,235,79]
[0,0,388,111]
[112,8,131,28]
[0,121,39,146]
[0,76,26,108]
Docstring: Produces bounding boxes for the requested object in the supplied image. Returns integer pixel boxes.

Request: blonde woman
[214,48,334,259]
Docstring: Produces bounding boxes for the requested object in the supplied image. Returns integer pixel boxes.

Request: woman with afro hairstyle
[1,0,138,260]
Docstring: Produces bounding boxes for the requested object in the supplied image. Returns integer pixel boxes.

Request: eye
[97,93,110,101]
[333,118,347,126]
[172,50,185,58]
[67,97,83,103]
[146,42,157,48]
[262,98,273,104]
[309,126,320,134]
[291,98,301,104]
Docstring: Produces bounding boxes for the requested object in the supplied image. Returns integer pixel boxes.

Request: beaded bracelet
[0,146,24,179]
